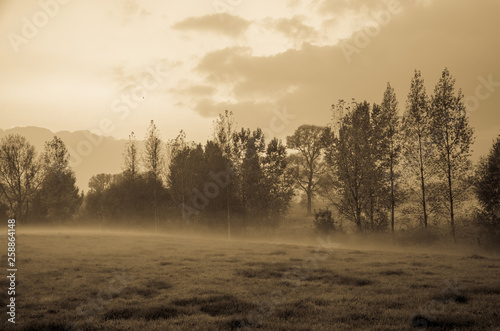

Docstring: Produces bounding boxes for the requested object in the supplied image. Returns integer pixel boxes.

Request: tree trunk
[390,158,395,236]
[227,187,231,240]
[447,150,456,244]
[418,134,428,228]
[370,189,374,230]
[307,191,312,215]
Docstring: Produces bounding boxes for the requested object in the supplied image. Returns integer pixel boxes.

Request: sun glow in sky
[1,0,499,160]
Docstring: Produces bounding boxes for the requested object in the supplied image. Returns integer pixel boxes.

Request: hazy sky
[1,0,499,159]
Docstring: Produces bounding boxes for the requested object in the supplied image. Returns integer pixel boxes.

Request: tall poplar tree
[430,68,474,243]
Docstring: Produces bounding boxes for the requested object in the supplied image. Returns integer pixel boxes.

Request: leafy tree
[402,70,433,228]
[0,134,41,221]
[203,140,233,230]
[287,125,327,215]
[240,129,267,224]
[144,120,164,231]
[168,144,206,226]
[365,104,389,231]
[123,132,140,179]
[375,83,401,234]
[430,68,475,243]
[474,134,500,244]
[33,136,81,223]
[212,110,236,237]
[85,173,114,224]
[213,109,236,158]
[324,101,373,230]
[262,138,295,227]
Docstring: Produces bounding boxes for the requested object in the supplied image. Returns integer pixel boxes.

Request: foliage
[474,134,500,246]
[429,68,475,243]
[0,134,41,221]
[286,125,327,215]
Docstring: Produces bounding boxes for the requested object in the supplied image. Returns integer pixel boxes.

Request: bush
[313,209,336,235]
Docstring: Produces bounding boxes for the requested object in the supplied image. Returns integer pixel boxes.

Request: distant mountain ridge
[0,126,128,191]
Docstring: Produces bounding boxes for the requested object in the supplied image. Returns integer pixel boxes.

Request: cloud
[267,16,319,44]
[192,0,500,151]
[172,13,250,38]
[174,85,216,97]
[317,0,397,16]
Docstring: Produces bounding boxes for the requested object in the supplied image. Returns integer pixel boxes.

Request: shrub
[313,209,336,235]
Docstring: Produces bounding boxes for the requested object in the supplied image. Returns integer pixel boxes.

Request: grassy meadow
[1,229,500,330]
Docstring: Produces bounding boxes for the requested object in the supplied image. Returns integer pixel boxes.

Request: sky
[0,0,499,160]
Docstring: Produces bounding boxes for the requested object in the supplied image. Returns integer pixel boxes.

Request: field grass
[1,229,499,330]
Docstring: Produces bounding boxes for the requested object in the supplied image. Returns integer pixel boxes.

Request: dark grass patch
[486,264,499,268]
[312,298,332,307]
[308,268,373,286]
[171,294,256,317]
[225,317,256,330]
[410,314,476,329]
[104,305,179,321]
[142,306,179,320]
[145,279,171,290]
[268,250,287,255]
[223,258,239,263]
[468,286,500,295]
[183,257,198,262]
[410,261,425,267]
[437,264,453,269]
[386,302,405,309]
[159,261,172,266]
[20,319,89,331]
[275,300,315,320]
[120,286,159,298]
[289,258,302,262]
[104,307,136,320]
[380,269,406,276]
[410,283,435,289]
[431,292,469,304]
[173,294,255,317]
[468,254,486,260]
[348,250,366,254]
[236,262,291,279]
[200,299,255,317]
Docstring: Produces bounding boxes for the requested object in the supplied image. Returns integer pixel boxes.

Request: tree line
[0,68,498,245]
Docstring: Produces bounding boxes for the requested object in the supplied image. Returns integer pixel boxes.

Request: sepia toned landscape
[1,0,500,330]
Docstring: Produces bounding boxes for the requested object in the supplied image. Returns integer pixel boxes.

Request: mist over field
[2,0,500,330]
[1,227,500,330]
